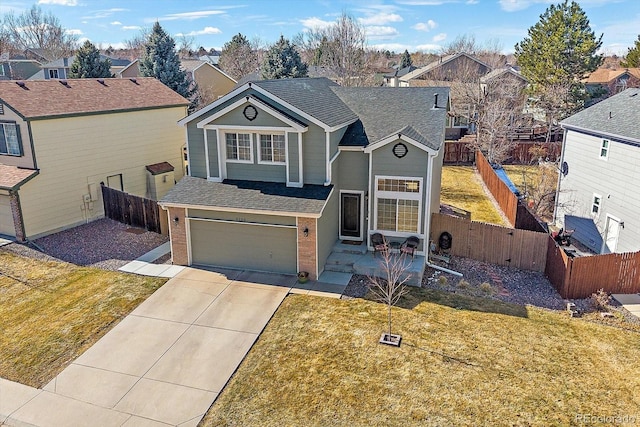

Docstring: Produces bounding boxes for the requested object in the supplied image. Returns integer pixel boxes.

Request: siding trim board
[161,202,324,219]
[364,133,438,155]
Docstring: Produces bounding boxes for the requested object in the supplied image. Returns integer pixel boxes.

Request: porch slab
[318,270,352,285]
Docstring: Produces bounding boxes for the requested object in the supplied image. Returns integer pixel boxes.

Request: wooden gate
[101,184,161,233]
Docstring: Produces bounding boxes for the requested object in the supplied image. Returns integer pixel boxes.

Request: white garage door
[189,219,297,274]
[0,195,15,237]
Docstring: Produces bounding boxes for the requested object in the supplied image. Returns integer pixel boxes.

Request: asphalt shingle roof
[161,176,332,215]
[0,164,38,190]
[332,86,449,150]
[561,88,640,143]
[0,78,188,119]
[253,78,357,128]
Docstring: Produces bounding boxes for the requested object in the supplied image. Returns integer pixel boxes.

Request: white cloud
[82,8,128,19]
[413,20,437,31]
[300,17,334,29]
[122,26,141,31]
[365,26,400,38]
[358,13,403,26]
[110,21,122,26]
[65,28,82,35]
[466,0,479,4]
[415,43,443,52]
[432,32,447,42]
[369,43,413,53]
[157,10,226,21]
[176,27,222,37]
[38,0,78,5]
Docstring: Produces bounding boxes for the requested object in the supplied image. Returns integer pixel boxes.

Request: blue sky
[2,0,639,55]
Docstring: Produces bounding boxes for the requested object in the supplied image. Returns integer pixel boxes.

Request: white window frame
[373,175,423,237]
[224,131,253,164]
[599,139,609,160]
[591,193,602,217]
[258,133,286,165]
[48,69,59,79]
[0,122,21,156]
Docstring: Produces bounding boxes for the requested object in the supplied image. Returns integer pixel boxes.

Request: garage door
[0,195,15,237]
[189,220,297,274]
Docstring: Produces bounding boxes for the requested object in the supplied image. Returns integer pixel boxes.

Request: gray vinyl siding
[317,189,339,274]
[329,127,347,158]
[288,132,300,183]
[212,104,291,128]
[188,209,296,226]
[302,125,327,184]
[189,219,297,273]
[187,124,206,178]
[556,130,640,253]
[337,151,368,191]
[226,160,287,183]
[205,129,219,179]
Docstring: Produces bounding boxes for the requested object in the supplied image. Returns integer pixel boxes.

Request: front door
[603,215,621,253]
[340,192,362,240]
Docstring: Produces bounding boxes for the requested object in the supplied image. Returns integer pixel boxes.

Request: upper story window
[259,134,285,163]
[592,194,601,216]
[225,132,252,162]
[375,177,422,234]
[48,69,59,79]
[599,139,609,159]
[0,122,22,156]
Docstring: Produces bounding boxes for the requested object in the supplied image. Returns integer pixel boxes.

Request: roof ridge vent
[16,81,26,88]
[97,78,106,85]
[59,79,70,87]
[129,78,138,84]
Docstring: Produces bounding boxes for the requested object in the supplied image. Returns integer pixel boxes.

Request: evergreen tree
[515,1,602,88]
[260,35,308,80]
[139,22,191,99]
[219,33,258,80]
[68,40,112,78]
[400,49,412,68]
[621,35,640,68]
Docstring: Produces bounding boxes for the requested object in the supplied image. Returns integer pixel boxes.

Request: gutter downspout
[553,126,568,225]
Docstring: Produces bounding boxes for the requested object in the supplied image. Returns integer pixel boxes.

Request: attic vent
[0,104,4,115]
[59,79,70,87]
[631,93,638,97]
[97,78,105,85]
[129,78,138,84]
[16,81,26,88]
[434,93,439,108]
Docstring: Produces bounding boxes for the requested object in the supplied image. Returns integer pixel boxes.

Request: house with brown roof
[0,78,188,241]
[583,67,640,98]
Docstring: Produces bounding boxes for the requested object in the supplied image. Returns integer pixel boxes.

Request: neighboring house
[479,66,527,94]
[555,88,640,254]
[383,65,418,87]
[399,52,492,139]
[118,59,237,101]
[30,55,131,80]
[583,67,640,98]
[22,48,52,64]
[160,77,449,280]
[0,58,42,80]
[0,78,188,241]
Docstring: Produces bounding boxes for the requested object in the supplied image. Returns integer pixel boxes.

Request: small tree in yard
[368,244,411,346]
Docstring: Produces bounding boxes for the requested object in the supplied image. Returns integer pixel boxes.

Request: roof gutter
[561,123,640,146]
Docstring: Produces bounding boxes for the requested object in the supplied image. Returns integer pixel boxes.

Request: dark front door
[341,192,361,239]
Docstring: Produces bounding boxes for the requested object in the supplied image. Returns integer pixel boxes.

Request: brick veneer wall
[167,206,188,265]
[9,192,25,242]
[297,217,317,280]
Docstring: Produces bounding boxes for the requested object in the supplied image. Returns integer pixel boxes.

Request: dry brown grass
[202,290,640,426]
[441,166,508,225]
[0,251,165,387]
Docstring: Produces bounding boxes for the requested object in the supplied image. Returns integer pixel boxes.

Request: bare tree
[123,28,151,60]
[368,243,411,346]
[218,33,259,81]
[302,12,369,86]
[176,34,195,59]
[2,5,78,59]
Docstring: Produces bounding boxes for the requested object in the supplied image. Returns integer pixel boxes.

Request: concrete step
[323,263,356,274]
[325,252,364,266]
[331,241,368,255]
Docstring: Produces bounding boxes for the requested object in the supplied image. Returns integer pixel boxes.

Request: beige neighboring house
[0,78,188,241]
[118,59,236,101]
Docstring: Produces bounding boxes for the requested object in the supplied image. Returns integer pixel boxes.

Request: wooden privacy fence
[101,184,161,234]
[545,237,640,299]
[431,213,548,272]
[444,140,562,164]
[475,149,518,225]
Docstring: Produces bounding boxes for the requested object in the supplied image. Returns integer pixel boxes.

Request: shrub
[479,282,493,294]
[457,279,470,289]
[437,275,448,287]
[591,288,611,311]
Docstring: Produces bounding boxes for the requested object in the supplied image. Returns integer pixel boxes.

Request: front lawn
[0,250,165,387]
[202,291,640,426]
[441,166,507,225]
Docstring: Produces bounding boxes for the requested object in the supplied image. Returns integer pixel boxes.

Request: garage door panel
[190,220,297,274]
[0,195,14,237]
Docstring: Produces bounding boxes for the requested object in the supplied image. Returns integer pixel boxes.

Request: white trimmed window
[375,177,422,234]
[599,139,609,159]
[48,69,59,79]
[225,132,252,162]
[0,123,21,156]
[592,194,601,216]
[259,134,285,163]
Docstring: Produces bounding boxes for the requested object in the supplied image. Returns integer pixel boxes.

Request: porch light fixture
[303,227,309,237]
[173,216,179,224]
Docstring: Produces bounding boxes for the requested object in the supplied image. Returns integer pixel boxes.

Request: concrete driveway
[4,268,292,427]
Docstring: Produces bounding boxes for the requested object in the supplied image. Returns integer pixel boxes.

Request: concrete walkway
[612,293,640,319]
[1,268,295,426]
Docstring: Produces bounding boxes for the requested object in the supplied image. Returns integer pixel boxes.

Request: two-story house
[555,88,640,254]
[0,78,188,241]
[160,77,449,280]
[29,56,131,80]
